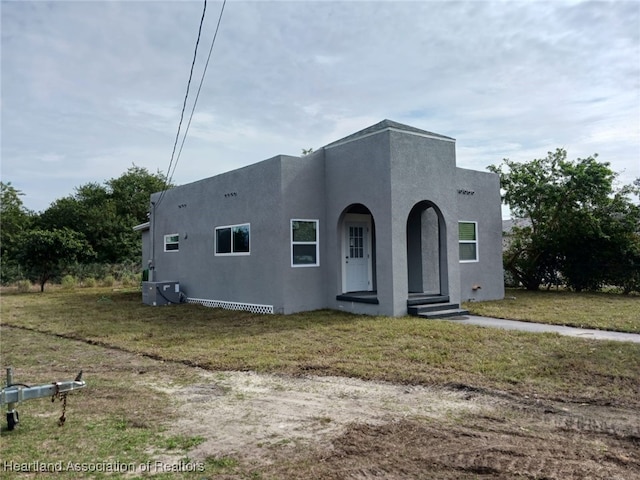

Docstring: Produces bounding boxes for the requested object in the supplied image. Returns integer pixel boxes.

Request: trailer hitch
[1,367,86,431]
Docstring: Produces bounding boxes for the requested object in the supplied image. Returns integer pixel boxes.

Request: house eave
[133,222,150,232]
[324,121,455,150]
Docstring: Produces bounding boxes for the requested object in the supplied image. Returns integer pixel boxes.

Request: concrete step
[408,303,461,315]
[406,295,450,306]
[416,308,470,319]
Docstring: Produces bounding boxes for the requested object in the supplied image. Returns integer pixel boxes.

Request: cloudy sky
[2,0,639,215]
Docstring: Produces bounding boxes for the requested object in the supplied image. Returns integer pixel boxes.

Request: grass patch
[205,456,238,469]
[465,288,640,333]
[0,326,234,479]
[2,288,639,407]
[2,288,639,478]
[163,435,205,451]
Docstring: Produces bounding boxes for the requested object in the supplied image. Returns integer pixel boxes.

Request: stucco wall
[279,151,328,314]
[388,130,460,316]
[140,229,150,271]
[456,167,505,302]
[324,131,394,315]
[143,122,504,316]
[323,128,464,317]
[149,156,288,312]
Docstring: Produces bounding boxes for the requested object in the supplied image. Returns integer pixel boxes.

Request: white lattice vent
[187,298,274,315]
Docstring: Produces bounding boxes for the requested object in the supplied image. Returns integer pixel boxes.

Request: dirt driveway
[153,367,640,479]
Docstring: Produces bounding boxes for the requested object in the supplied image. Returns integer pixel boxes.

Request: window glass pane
[349,226,364,258]
[232,225,250,253]
[216,228,231,253]
[459,222,476,241]
[292,221,316,242]
[164,234,179,252]
[460,243,477,261]
[293,244,317,265]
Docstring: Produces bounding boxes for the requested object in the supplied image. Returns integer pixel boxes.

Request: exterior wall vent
[187,298,274,315]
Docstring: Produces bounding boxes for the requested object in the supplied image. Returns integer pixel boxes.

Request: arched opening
[406,201,448,295]
[338,204,376,294]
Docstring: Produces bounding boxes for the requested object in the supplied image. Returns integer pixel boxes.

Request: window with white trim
[459,221,478,262]
[164,233,179,252]
[215,223,250,255]
[291,219,319,267]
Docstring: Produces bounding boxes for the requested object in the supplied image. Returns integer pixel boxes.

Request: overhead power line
[157,0,227,208]
[156,0,207,208]
[168,0,227,190]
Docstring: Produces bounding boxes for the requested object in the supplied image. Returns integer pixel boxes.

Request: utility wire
[156,0,208,208]
[168,0,227,189]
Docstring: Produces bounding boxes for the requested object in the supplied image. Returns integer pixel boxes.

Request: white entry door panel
[345,222,369,292]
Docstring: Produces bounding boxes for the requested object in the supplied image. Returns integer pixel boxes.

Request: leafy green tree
[38,186,119,263]
[106,166,169,264]
[1,182,33,253]
[490,149,639,291]
[38,165,169,265]
[0,182,34,283]
[107,165,168,222]
[16,228,95,291]
[597,181,640,293]
[38,195,86,231]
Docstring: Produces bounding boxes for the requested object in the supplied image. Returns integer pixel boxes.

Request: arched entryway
[339,204,376,294]
[406,201,448,295]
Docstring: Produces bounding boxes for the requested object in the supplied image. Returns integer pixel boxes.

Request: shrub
[83,277,98,288]
[1,258,26,286]
[61,275,78,289]
[101,275,115,287]
[16,279,32,293]
[121,273,141,287]
[109,262,140,281]
[67,262,108,282]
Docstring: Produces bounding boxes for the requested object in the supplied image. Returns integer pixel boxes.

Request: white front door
[345,221,370,292]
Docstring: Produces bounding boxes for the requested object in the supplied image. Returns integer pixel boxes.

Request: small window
[164,233,179,252]
[459,222,478,262]
[215,224,250,255]
[291,219,319,267]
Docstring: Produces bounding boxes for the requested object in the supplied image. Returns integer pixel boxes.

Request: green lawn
[2,287,639,479]
[0,326,240,479]
[465,288,640,333]
[2,288,639,407]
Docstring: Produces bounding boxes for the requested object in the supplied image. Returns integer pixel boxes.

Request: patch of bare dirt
[151,369,640,479]
[301,416,639,480]
[5,325,638,478]
[154,371,486,462]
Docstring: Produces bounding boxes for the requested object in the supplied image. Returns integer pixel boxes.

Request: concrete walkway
[447,315,640,344]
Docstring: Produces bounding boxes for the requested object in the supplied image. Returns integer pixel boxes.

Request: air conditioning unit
[142,281,182,306]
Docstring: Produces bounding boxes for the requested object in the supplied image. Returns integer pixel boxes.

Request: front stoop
[407,296,469,319]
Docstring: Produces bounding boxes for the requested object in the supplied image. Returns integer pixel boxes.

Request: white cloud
[1,0,638,212]
[38,153,65,164]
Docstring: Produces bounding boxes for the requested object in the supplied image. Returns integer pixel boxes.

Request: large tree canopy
[0,182,35,283]
[37,165,169,264]
[490,149,640,292]
[1,182,33,255]
[16,228,95,291]
[2,166,172,286]
[107,165,169,222]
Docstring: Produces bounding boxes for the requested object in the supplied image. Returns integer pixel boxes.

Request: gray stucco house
[136,120,504,317]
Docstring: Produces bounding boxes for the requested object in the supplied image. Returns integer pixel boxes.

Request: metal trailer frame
[1,367,86,431]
